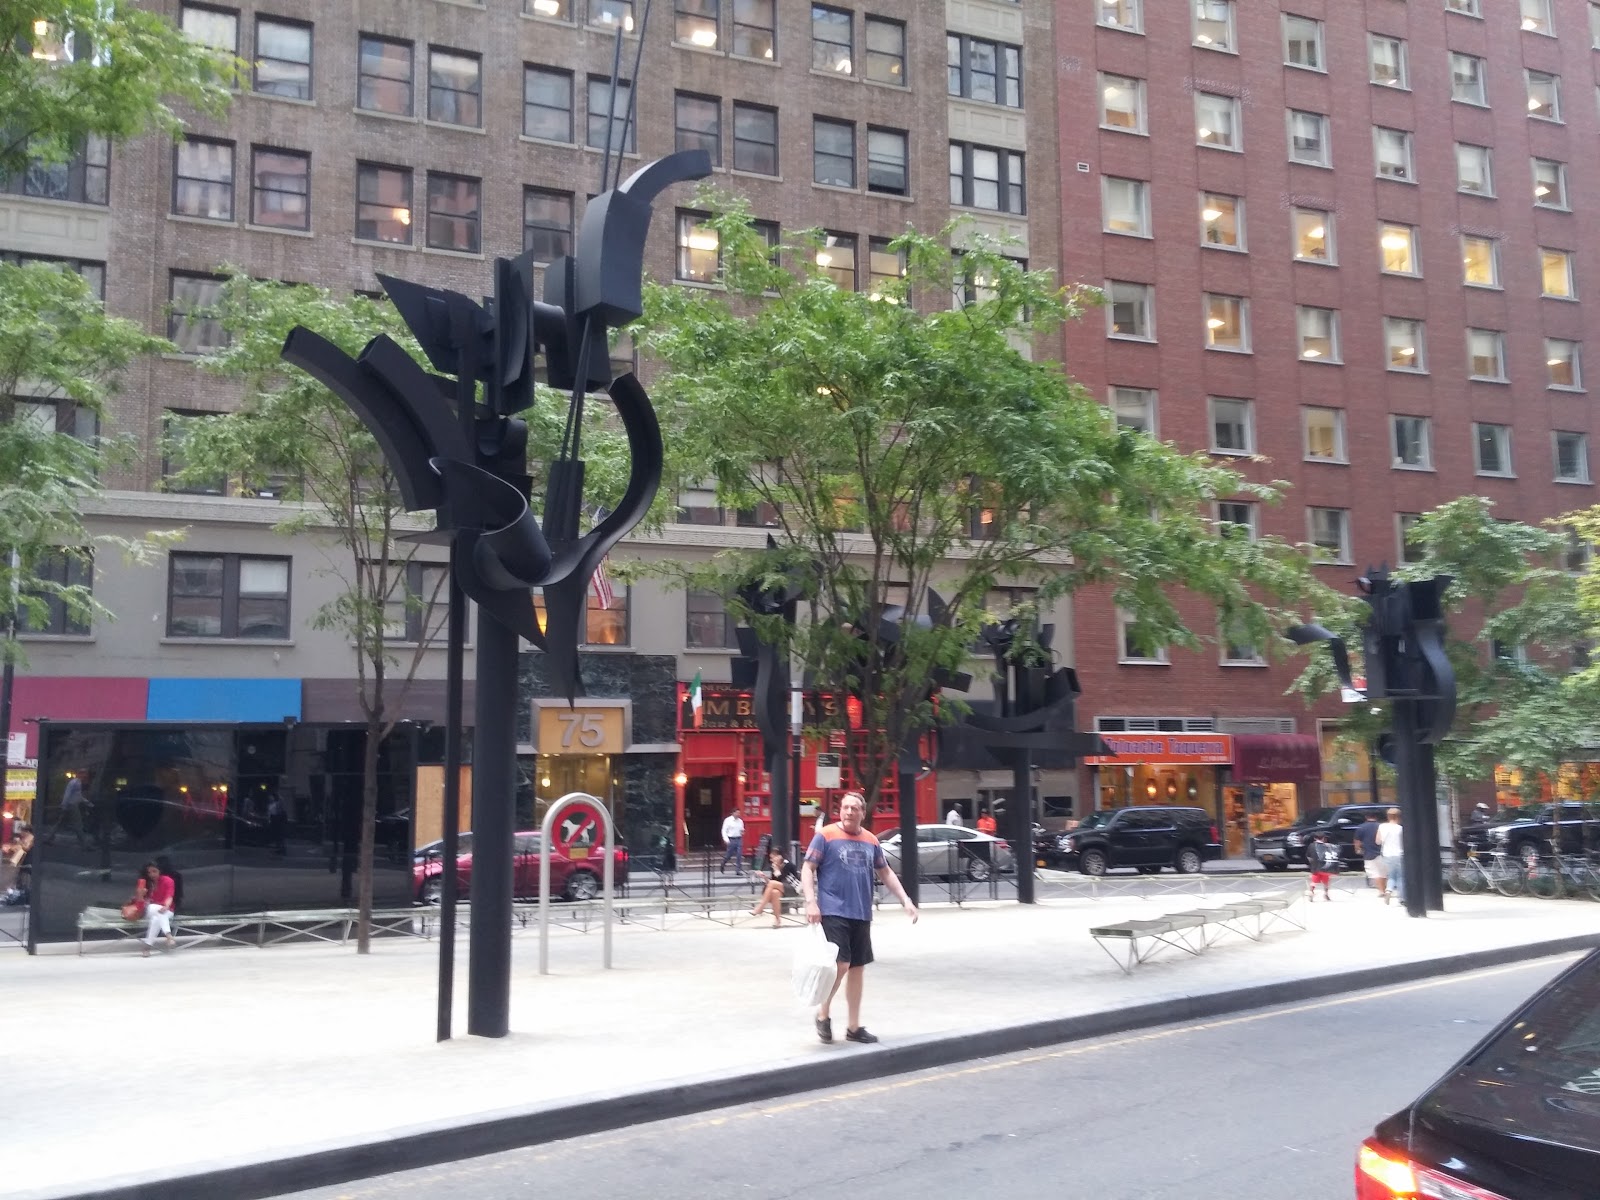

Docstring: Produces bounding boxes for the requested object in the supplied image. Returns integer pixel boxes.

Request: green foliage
[638,197,1332,808]
[0,0,235,176]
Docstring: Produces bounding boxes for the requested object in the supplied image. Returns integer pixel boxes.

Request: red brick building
[1055,0,1597,847]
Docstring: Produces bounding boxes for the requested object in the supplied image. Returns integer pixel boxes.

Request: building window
[1385,317,1425,372]
[1117,610,1167,664]
[173,137,233,220]
[526,0,572,18]
[1102,177,1149,236]
[1374,128,1414,181]
[18,550,91,636]
[168,552,291,639]
[1380,223,1418,275]
[1292,207,1333,262]
[3,253,104,301]
[675,92,721,165]
[867,237,905,300]
[358,35,413,116]
[1475,423,1513,477]
[1369,34,1407,88]
[167,273,227,355]
[1203,293,1248,352]
[0,135,109,205]
[726,103,778,176]
[1398,513,1425,565]
[1304,407,1346,463]
[1296,306,1339,362]
[1098,0,1142,33]
[867,127,908,195]
[523,67,574,143]
[1195,92,1240,150]
[1106,281,1153,341]
[948,34,1021,107]
[676,481,724,525]
[181,3,237,52]
[1193,0,1234,50]
[380,561,449,643]
[1209,397,1253,455]
[817,232,856,290]
[1200,192,1242,249]
[587,77,635,153]
[732,0,775,59]
[1217,500,1257,540]
[590,0,635,30]
[1099,73,1145,133]
[1456,143,1492,195]
[1527,70,1561,120]
[1461,235,1500,287]
[811,4,852,74]
[814,118,855,188]
[864,16,905,86]
[355,163,412,245]
[533,583,630,645]
[675,0,718,48]
[523,188,573,262]
[949,142,1025,213]
[1392,416,1432,470]
[1450,53,1487,105]
[686,589,738,648]
[1546,338,1582,389]
[1467,329,1506,381]
[1541,248,1576,298]
[1555,432,1590,483]
[427,48,481,127]
[1533,158,1568,209]
[1521,0,1554,35]
[254,16,311,101]
[249,147,308,230]
[426,172,480,253]
[1446,0,1480,14]
[1283,13,1322,69]
[1308,508,1351,564]
[161,410,226,494]
[1592,0,1600,46]
[1287,110,1329,166]
[1111,387,1155,434]
[676,210,719,282]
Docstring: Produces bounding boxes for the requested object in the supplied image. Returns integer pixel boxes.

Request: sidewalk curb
[34,932,1597,1200]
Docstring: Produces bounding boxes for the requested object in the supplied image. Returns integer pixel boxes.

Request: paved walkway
[10,880,1597,1200]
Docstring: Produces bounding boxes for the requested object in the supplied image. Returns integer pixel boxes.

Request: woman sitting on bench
[129,861,177,957]
[749,846,801,928]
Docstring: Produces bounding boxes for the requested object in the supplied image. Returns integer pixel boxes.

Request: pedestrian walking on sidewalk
[802,791,918,1046]
[1377,807,1405,906]
[133,861,177,956]
[976,807,997,836]
[720,810,746,875]
[1357,812,1382,889]
[1306,831,1339,901]
[945,805,962,827]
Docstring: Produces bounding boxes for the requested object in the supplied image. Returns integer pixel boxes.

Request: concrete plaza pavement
[9,880,1598,1200]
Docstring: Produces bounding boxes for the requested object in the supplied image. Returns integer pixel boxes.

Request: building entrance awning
[1232,734,1322,786]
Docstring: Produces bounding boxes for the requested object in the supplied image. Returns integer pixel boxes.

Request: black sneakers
[815,1016,833,1043]
[844,1027,879,1044]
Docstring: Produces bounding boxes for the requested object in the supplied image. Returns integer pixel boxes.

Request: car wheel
[563,870,601,902]
[419,877,441,906]
[1078,849,1108,877]
[1136,865,1162,875]
[1174,847,1203,875]
[965,857,992,883]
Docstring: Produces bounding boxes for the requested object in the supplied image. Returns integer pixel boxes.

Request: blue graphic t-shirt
[806,825,885,921]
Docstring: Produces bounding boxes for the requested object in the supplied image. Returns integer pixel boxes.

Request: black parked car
[1356,947,1600,1200]
[1253,803,1391,871]
[1039,806,1221,876]
[1485,802,1600,868]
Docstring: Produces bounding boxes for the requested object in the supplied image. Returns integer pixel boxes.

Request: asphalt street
[276,954,1574,1200]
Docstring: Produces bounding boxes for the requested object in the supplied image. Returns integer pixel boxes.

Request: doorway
[685,775,727,849]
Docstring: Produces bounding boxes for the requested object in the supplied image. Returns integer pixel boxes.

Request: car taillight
[1356,1139,1511,1200]
[1209,824,1219,843]
[617,847,629,862]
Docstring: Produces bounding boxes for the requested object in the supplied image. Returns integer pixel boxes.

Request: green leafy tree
[177,274,642,948]
[637,200,1333,815]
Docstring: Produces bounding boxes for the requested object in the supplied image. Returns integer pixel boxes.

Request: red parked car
[413,831,629,903]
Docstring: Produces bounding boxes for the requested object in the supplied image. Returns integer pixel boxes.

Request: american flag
[591,556,615,610]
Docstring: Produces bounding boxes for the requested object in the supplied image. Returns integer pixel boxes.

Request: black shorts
[820,916,874,967]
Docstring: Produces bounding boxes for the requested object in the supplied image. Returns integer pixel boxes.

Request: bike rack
[538,792,615,975]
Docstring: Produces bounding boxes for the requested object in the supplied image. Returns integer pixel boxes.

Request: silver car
[879,823,1015,882]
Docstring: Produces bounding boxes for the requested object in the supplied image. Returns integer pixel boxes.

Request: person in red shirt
[135,861,176,956]
[975,808,998,836]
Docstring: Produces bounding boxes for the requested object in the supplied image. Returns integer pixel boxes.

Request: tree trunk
[356,713,380,954]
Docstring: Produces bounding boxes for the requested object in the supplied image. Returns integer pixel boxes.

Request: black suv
[1487,802,1600,867]
[1040,806,1221,876]
[1252,803,1391,871]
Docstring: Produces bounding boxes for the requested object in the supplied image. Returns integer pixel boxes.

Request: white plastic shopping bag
[791,926,839,1006]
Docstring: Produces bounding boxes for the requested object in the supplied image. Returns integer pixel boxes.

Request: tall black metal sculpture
[1289,567,1456,918]
[938,617,1107,904]
[279,144,710,1037]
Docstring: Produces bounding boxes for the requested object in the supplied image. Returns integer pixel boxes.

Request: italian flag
[690,669,703,728]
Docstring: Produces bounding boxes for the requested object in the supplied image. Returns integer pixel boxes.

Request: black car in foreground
[1253,803,1390,871]
[1356,947,1600,1200]
[1037,806,1221,875]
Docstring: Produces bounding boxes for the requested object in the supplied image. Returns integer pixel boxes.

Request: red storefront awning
[1232,734,1322,786]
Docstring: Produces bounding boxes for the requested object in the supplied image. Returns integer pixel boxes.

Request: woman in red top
[135,861,176,956]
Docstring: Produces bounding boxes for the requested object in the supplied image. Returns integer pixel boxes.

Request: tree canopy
[637,199,1333,809]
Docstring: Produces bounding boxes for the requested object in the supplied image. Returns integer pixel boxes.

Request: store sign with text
[680,685,841,731]
[536,706,624,755]
[1083,734,1234,766]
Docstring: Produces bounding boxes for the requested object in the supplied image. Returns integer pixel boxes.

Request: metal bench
[1089,892,1303,974]
[77,906,425,954]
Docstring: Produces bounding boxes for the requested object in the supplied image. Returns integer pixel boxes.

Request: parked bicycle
[1446,849,1525,897]
[1524,852,1600,901]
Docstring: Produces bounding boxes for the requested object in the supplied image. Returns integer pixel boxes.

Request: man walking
[944,804,962,827]
[1377,806,1405,906]
[1356,811,1382,889]
[802,791,918,1045]
[719,808,746,875]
